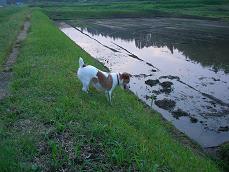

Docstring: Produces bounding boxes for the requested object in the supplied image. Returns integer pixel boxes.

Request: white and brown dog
[77,57,130,103]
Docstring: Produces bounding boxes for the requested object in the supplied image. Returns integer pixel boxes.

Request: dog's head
[119,72,131,90]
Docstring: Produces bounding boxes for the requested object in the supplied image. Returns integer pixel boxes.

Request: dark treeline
[21,0,145,3]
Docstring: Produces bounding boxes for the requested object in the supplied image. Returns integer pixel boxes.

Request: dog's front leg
[108,91,112,105]
[82,87,88,93]
[105,91,109,101]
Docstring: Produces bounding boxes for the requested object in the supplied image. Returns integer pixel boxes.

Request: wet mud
[59,18,229,147]
[145,79,159,87]
[172,109,189,119]
[155,99,176,111]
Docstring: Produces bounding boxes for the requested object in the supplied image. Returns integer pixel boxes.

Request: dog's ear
[121,73,131,83]
[122,73,131,79]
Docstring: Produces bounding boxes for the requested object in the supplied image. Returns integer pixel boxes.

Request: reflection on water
[75,18,229,73]
[59,18,229,147]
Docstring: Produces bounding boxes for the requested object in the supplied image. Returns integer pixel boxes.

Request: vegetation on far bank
[38,0,229,21]
[0,10,223,171]
[0,7,28,71]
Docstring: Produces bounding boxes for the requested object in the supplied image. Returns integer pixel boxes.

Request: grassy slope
[0,7,28,71]
[0,10,222,171]
[41,0,229,21]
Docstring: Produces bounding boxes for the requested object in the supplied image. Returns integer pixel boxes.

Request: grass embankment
[41,0,229,21]
[0,10,222,171]
[0,7,28,71]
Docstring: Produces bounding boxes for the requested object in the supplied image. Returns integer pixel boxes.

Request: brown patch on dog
[92,71,113,90]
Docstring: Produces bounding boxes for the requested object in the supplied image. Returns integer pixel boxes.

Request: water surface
[59,18,229,147]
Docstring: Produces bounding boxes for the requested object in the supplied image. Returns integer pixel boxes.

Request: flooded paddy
[59,18,229,147]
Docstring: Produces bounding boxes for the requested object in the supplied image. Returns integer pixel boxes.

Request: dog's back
[77,57,98,83]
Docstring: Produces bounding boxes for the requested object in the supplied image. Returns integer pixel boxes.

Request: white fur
[77,57,121,103]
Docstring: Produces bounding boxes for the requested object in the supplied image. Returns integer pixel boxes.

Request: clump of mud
[190,116,198,123]
[155,99,176,111]
[218,126,229,132]
[159,81,173,94]
[145,79,174,94]
[172,109,189,119]
[151,90,161,95]
[145,79,159,87]
[160,81,173,88]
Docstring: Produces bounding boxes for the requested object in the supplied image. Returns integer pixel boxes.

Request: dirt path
[0,18,30,100]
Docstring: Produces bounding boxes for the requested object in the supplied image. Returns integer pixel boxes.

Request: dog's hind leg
[82,80,90,93]
[82,86,88,93]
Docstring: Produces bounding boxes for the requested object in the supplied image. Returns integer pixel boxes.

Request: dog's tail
[79,57,84,68]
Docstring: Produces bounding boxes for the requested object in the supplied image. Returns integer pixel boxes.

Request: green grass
[0,7,28,71]
[219,142,229,171]
[0,10,223,171]
[39,0,229,21]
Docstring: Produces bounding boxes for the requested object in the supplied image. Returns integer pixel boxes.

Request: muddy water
[59,18,229,147]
